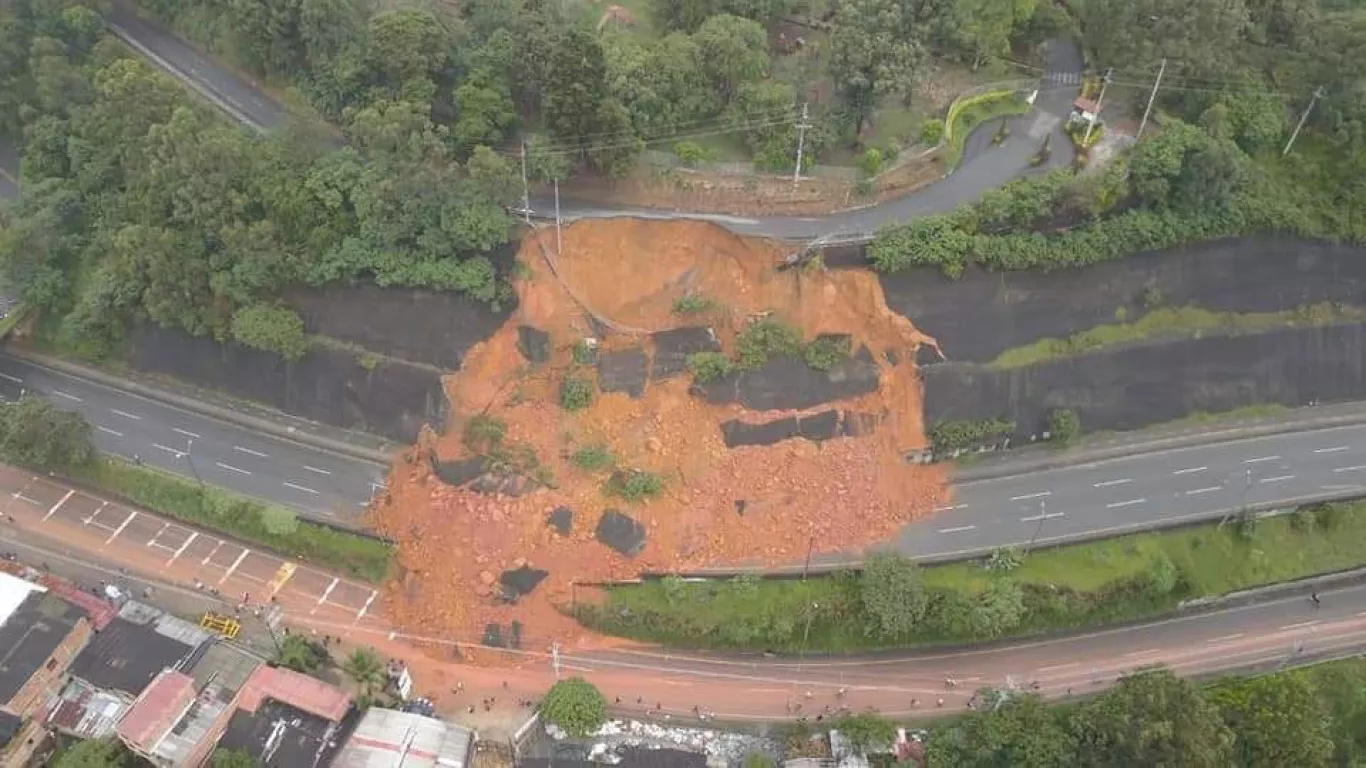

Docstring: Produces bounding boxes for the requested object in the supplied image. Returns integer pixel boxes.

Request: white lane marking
[174,428,201,439]
[97,426,124,437]
[13,493,40,506]
[1321,484,1365,491]
[1173,466,1207,475]
[0,373,21,384]
[233,446,268,458]
[103,510,137,546]
[283,481,319,495]
[1185,486,1222,496]
[1243,455,1281,464]
[147,522,170,546]
[312,577,340,614]
[201,540,224,566]
[937,525,977,534]
[54,390,83,402]
[1259,475,1295,484]
[1333,465,1366,473]
[1124,648,1159,658]
[153,443,181,455]
[166,531,199,566]
[304,466,332,476]
[216,462,251,475]
[355,590,378,623]
[1020,512,1066,522]
[1279,619,1321,631]
[1106,498,1147,509]
[219,549,251,584]
[42,490,75,521]
[1314,445,1350,454]
[110,408,142,420]
[1093,479,1132,488]
[1036,662,1079,672]
[1010,491,1051,501]
[1209,633,1244,643]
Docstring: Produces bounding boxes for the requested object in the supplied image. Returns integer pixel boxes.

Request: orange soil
[368,219,950,659]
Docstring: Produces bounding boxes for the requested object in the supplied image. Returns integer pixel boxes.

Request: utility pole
[519,139,532,224]
[553,178,562,255]
[1082,68,1112,147]
[1283,86,1325,156]
[1136,58,1166,140]
[792,102,810,190]
[550,642,562,680]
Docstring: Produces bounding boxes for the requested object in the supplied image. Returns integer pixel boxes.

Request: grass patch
[570,444,615,472]
[578,499,1366,652]
[0,303,25,339]
[990,303,1366,368]
[71,457,392,582]
[1160,403,1290,428]
[672,293,719,314]
[944,90,1030,169]
[603,469,663,502]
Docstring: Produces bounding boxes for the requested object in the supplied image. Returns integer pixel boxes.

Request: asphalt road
[102,2,1083,241]
[0,354,386,524]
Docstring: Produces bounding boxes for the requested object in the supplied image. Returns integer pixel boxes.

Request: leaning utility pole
[1136,58,1166,140]
[553,178,563,255]
[1283,85,1325,156]
[1082,67,1112,147]
[519,139,532,224]
[792,102,810,190]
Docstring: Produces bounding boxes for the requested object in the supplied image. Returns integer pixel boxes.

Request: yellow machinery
[200,612,241,639]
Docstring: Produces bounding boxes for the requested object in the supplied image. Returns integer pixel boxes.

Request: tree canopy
[540,676,608,737]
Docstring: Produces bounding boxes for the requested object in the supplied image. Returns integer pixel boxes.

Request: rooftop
[0,571,44,625]
[115,669,197,752]
[145,643,266,766]
[333,707,475,768]
[69,617,198,695]
[36,576,116,630]
[217,697,356,767]
[235,665,352,723]
[187,642,263,704]
[47,677,130,739]
[0,589,88,706]
[1073,97,1101,114]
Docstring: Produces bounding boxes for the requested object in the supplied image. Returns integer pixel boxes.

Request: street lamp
[175,439,207,516]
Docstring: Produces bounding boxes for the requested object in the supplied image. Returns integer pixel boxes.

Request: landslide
[368,219,949,657]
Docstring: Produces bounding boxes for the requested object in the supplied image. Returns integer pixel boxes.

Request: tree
[1070,669,1235,767]
[452,68,516,152]
[273,634,332,674]
[1048,408,1081,445]
[1079,0,1251,80]
[859,552,928,639]
[341,647,386,696]
[928,693,1077,767]
[1208,673,1335,767]
[968,577,1025,638]
[540,677,607,736]
[231,304,311,361]
[949,0,1036,69]
[694,15,769,105]
[828,0,927,136]
[53,737,133,767]
[604,33,715,138]
[0,395,96,471]
[209,747,260,768]
[543,28,608,151]
[833,711,897,756]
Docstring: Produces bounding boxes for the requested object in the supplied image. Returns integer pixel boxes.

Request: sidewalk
[953,402,1366,483]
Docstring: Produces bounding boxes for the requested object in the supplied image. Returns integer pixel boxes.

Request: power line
[1137,58,1165,140]
[1284,85,1325,156]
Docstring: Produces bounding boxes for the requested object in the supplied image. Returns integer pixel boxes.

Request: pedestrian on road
[1311,591,1321,606]
[936,698,944,707]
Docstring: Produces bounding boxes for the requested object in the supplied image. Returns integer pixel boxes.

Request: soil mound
[369,219,949,658]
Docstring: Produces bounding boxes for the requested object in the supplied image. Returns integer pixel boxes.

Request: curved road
[103,1,1082,240]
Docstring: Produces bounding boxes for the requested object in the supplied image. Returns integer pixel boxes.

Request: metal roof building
[332,707,475,768]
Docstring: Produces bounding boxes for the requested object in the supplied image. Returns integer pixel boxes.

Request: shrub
[605,469,663,501]
[919,118,945,146]
[673,140,709,168]
[928,419,1015,452]
[0,395,95,472]
[858,148,884,177]
[462,414,507,454]
[803,335,851,371]
[986,546,1022,572]
[686,351,734,383]
[672,293,718,314]
[231,304,311,361]
[540,677,607,737]
[560,377,594,411]
[860,553,927,639]
[571,339,597,365]
[736,318,803,370]
[1048,409,1082,445]
[1313,503,1343,531]
[570,445,614,472]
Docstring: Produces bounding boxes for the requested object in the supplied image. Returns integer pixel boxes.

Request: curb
[952,410,1366,484]
[3,347,394,467]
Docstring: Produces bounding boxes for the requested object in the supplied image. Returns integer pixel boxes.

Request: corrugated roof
[332,708,474,768]
[70,617,196,695]
[235,665,352,722]
[47,677,130,739]
[0,590,87,705]
[116,669,197,751]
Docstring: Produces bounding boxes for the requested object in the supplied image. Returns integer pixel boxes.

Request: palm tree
[273,635,331,674]
[341,647,385,697]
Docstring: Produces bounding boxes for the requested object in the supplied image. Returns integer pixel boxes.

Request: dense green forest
[919,665,1366,767]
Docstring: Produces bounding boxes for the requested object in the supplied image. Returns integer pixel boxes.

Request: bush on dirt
[802,335,851,371]
[462,414,508,454]
[560,377,595,411]
[570,445,615,472]
[540,677,607,737]
[919,118,945,146]
[736,317,803,370]
[928,419,1015,452]
[605,469,663,501]
[672,293,719,314]
[686,351,734,383]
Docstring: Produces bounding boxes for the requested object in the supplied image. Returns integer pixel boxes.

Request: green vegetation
[802,335,852,371]
[672,293,719,314]
[209,749,259,768]
[577,498,1366,652]
[928,418,1015,453]
[1048,408,1081,445]
[604,468,664,501]
[736,317,803,370]
[540,677,608,737]
[460,413,554,486]
[231,304,312,361]
[944,90,1030,167]
[0,302,26,339]
[928,661,1366,768]
[52,737,138,768]
[570,444,615,472]
[571,340,597,365]
[273,635,332,675]
[685,351,734,383]
[559,377,595,411]
[991,304,1366,368]
[341,646,386,698]
[0,395,95,472]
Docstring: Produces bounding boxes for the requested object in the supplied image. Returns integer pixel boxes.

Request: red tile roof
[116,670,196,750]
[39,577,116,630]
[234,665,351,722]
[1073,97,1101,114]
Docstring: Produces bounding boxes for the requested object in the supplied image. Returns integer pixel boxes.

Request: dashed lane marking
[1093,479,1131,488]
[1334,465,1366,473]
[1243,455,1281,464]
[233,446,268,458]
[0,373,21,384]
[1185,486,1222,496]
[97,426,124,437]
[1173,466,1207,475]
[1314,446,1350,454]
[1010,491,1051,501]
[937,525,977,534]
[215,462,251,475]
[1020,512,1065,522]
[54,390,83,402]
[110,409,142,420]
[283,481,318,495]
[1106,498,1147,509]
[174,428,201,439]
[153,444,181,455]
[304,466,332,476]
[1259,475,1295,484]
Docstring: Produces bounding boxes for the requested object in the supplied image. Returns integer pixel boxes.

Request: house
[207,665,357,767]
[117,641,264,767]
[47,601,213,741]
[0,572,96,767]
[1069,97,1103,128]
[332,707,475,768]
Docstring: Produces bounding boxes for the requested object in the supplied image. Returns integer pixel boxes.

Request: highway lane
[102,2,1082,241]
[0,354,387,524]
